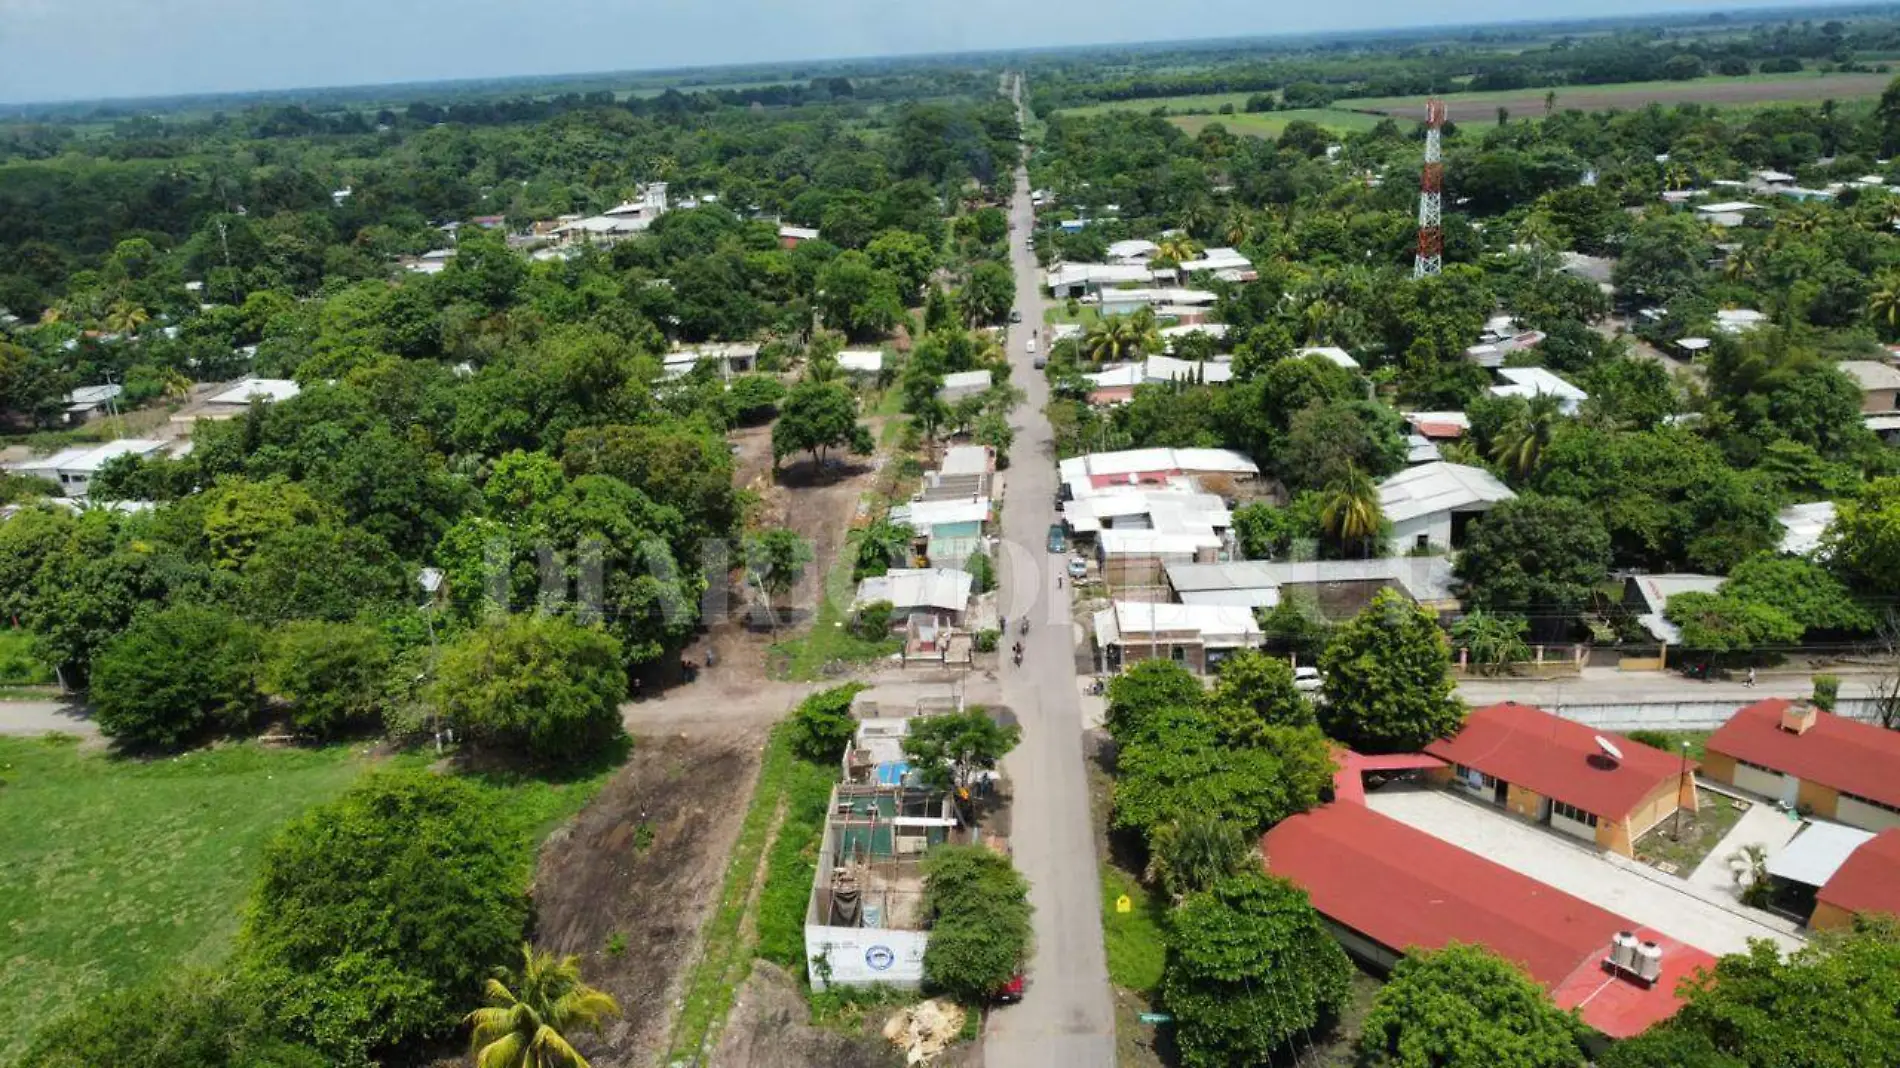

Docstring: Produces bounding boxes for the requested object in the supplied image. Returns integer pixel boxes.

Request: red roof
[1413,421,1466,439]
[1817,829,1900,919]
[1263,802,1712,1038]
[1707,699,1900,810]
[1330,749,1447,804]
[1424,702,1691,823]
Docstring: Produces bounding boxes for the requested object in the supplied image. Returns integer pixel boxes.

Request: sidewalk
[1686,797,1804,899]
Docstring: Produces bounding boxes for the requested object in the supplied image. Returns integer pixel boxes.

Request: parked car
[1046,523,1067,554]
[1025,337,1037,354]
[1293,666,1324,693]
[993,972,1026,1004]
[1068,556,1088,580]
[1009,308,1023,323]
[1033,353,1047,369]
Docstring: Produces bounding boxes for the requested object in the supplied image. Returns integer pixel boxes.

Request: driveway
[984,73,1118,1068]
[0,699,97,737]
[1365,785,1804,957]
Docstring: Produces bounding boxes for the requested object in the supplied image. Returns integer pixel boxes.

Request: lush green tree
[1602,919,1900,1068]
[816,250,904,340]
[745,528,812,629]
[726,373,786,424]
[1104,658,1206,746]
[959,260,1015,326]
[1145,812,1253,899]
[432,615,628,763]
[1320,589,1466,753]
[262,621,390,737]
[200,477,332,570]
[17,974,324,1068]
[1162,872,1352,1068]
[901,709,1022,793]
[1664,591,1803,655]
[850,515,916,579]
[1454,495,1611,622]
[464,945,621,1068]
[1723,552,1875,637]
[1825,476,1900,599]
[92,604,261,749]
[784,682,865,764]
[1491,393,1566,482]
[1114,705,1334,836]
[1359,942,1586,1068]
[1208,648,1315,733]
[771,380,874,467]
[865,228,937,298]
[1280,400,1407,492]
[238,524,409,624]
[920,846,1031,1002]
[1612,213,1712,306]
[238,772,530,1062]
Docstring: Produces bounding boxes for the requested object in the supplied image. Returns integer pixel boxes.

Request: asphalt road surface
[984,75,1119,1068]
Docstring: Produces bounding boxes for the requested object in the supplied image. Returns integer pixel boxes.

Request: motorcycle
[1012,641,1024,667]
[1018,617,1030,636]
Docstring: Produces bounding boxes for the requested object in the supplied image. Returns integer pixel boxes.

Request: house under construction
[803,781,960,989]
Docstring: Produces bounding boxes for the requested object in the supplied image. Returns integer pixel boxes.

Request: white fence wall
[1551,698,1879,732]
[805,925,929,990]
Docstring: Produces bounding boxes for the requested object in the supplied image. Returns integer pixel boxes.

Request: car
[1025,337,1037,354]
[1033,353,1047,369]
[1068,556,1088,580]
[1046,523,1067,554]
[993,972,1026,1004]
[1009,308,1023,323]
[1293,666,1324,693]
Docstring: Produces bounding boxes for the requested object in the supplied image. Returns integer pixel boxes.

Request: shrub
[18,973,324,1068]
[921,846,1031,1002]
[92,604,261,749]
[261,620,389,737]
[1812,674,1840,712]
[432,614,627,763]
[1626,729,1672,751]
[974,628,1001,653]
[785,682,866,764]
[849,599,894,641]
[966,550,995,593]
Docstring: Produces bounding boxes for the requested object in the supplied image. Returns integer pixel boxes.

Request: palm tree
[1870,270,1900,336]
[1663,161,1692,192]
[1080,314,1153,364]
[1491,394,1564,482]
[1154,234,1201,265]
[1450,610,1532,676]
[1722,245,1758,284]
[1319,464,1383,559]
[102,300,148,336]
[1221,210,1256,249]
[1178,199,1217,241]
[1145,813,1251,899]
[465,945,620,1068]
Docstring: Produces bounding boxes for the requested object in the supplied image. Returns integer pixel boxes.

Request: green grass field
[0,736,610,1062]
[1339,71,1892,122]
[1170,110,1386,138]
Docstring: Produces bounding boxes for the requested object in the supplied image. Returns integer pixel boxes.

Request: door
[1494,779,1509,806]
[1780,775,1800,809]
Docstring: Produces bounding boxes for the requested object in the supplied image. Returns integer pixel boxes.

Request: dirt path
[530,728,770,1068]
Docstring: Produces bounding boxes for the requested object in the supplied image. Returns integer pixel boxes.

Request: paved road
[0,699,97,736]
[986,74,1118,1068]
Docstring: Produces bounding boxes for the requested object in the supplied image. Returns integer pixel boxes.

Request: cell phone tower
[1414,97,1446,279]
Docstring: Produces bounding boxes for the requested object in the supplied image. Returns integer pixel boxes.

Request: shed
[1378,462,1515,552]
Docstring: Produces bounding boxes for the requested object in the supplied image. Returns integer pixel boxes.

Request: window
[1737,758,1781,775]
[1841,791,1900,816]
[1414,533,1430,551]
[1551,800,1598,827]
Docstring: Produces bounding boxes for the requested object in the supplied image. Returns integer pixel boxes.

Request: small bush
[1627,729,1672,751]
[1812,674,1840,712]
[785,683,866,764]
[974,629,1001,654]
[848,600,894,642]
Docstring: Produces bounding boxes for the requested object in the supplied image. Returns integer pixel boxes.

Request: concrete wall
[1551,807,1599,844]
[1504,782,1546,822]
[1390,513,1451,554]
[1700,750,1738,787]
[1542,697,1880,732]
[1861,386,1898,414]
[805,925,929,990]
[1837,795,1900,832]
[1112,638,1208,675]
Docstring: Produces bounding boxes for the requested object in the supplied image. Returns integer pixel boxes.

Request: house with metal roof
[1164,557,1458,617]
[1378,462,1515,553]
[1423,702,1698,857]
[1622,572,1725,647]
[1083,356,1231,404]
[853,568,974,625]
[1838,359,1900,413]
[1490,366,1588,415]
[1298,345,1359,371]
[1777,501,1836,557]
[936,369,993,403]
[1702,699,1900,832]
[1057,447,1258,497]
[1092,600,1263,675]
[7,438,170,498]
[63,384,122,424]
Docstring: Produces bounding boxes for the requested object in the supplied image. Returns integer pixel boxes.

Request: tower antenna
[1415,98,1446,279]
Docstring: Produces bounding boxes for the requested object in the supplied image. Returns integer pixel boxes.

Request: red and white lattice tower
[1414,97,1446,279]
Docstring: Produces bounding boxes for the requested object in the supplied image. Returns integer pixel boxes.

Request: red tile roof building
[1263,801,1715,1038]
[1813,829,1900,929]
[1423,702,1697,856]
[1703,700,1900,832]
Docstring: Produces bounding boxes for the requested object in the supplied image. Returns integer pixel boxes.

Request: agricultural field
[1339,71,1894,123]
[1170,109,1386,138]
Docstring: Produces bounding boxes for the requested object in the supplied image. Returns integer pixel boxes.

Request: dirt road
[983,73,1118,1068]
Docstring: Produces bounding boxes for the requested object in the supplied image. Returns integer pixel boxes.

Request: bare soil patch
[708,962,903,1068]
[530,729,768,1068]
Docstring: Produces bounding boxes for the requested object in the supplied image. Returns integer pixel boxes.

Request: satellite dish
[1595,736,1624,763]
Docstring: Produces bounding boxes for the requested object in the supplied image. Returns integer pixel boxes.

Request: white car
[1067,556,1088,580]
[1293,666,1323,693]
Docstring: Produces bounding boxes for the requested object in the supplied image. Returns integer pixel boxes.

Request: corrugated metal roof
[1426,703,1691,822]
[1766,820,1875,888]
[1378,462,1516,524]
[1709,699,1900,811]
[1816,829,1900,918]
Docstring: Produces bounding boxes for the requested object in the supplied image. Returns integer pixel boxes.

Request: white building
[1106,239,1159,264]
[1716,308,1768,335]
[200,378,301,416]
[63,383,122,423]
[1778,501,1837,558]
[1625,573,1726,646]
[854,568,974,623]
[1093,601,1264,675]
[8,439,169,498]
[936,370,993,403]
[835,350,884,376]
[1059,447,1259,497]
[1490,366,1588,415]
[663,343,759,380]
[1379,462,1516,552]
[1181,247,1254,278]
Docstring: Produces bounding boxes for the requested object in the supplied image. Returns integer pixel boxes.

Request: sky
[0,0,1841,104]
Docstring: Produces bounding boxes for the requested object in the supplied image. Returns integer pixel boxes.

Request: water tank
[1612,931,1640,971]
[1636,941,1664,983]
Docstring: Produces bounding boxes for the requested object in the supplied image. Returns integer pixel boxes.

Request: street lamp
[1673,740,1691,840]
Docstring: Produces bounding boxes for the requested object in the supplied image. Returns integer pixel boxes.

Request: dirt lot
[1354,72,1892,123]
[709,962,903,1068]
[531,728,770,1068]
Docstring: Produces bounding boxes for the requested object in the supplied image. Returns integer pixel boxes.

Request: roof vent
[1779,703,1818,736]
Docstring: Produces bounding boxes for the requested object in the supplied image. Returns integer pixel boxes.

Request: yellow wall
[1505,783,1545,821]
[1701,750,1738,788]
[1798,779,1840,819]
[1809,900,1856,931]
[1422,766,1454,787]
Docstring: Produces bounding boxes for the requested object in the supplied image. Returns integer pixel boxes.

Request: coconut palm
[1490,393,1565,482]
[1319,464,1383,559]
[102,300,148,336]
[1146,812,1251,899]
[1870,270,1900,335]
[1179,199,1218,241]
[1081,314,1155,364]
[1154,234,1201,265]
[1221,210,1256,249]
[1663,161,1692,192]
[1722,245,1758,284]
[465,945,620,1068]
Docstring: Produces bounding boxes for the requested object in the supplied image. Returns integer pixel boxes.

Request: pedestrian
[1746,666,1757,688]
